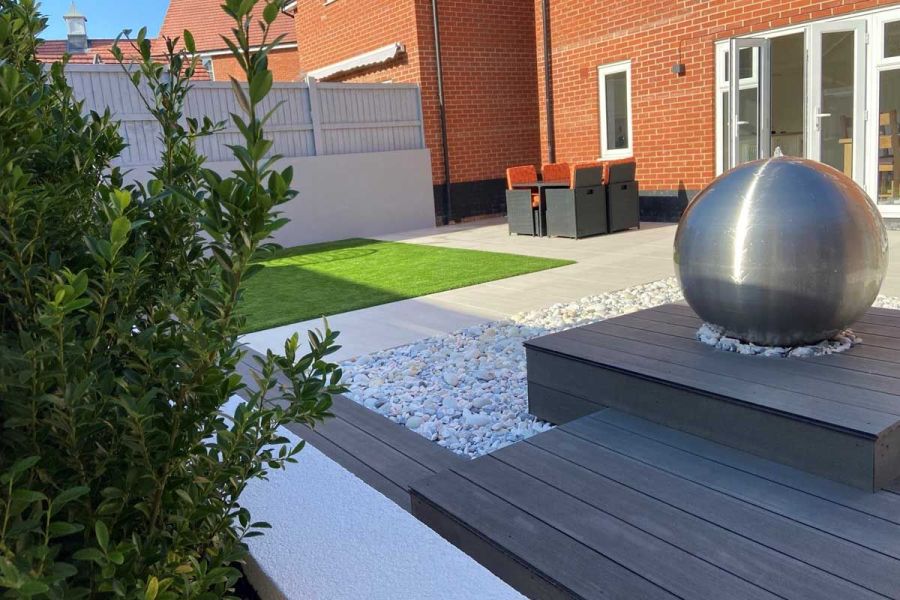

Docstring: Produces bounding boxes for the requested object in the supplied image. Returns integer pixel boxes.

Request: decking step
[524,304,900,490]
[411,408,900,599]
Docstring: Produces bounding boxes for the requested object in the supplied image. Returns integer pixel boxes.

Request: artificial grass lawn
[239,238,574,333]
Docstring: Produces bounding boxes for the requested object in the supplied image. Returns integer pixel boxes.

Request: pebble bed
[341,278,900,459]
[696,323,860,358]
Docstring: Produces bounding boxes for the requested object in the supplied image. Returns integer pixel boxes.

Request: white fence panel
[67,66,164,164]
[316,83,425,156]
[64,66,425,167]
[184,82,315,162]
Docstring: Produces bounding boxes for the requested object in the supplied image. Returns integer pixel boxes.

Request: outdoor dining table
[510,180,569,237]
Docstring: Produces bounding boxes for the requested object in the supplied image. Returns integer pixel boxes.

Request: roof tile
[159,0,297,52]
[36,38,212,80]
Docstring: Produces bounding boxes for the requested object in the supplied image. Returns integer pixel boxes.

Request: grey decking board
[597,409,900,523]
[564,415,900,560]
[234,347,464,513]
[841,311,900,330]
[803,350,900,379]
[655,301,900,331]
[580,318,900,415]
[240,347,463,473]
[233,358,414,507]
[564,321,900,413]
[526,425,900,598]
[609,310,900,366]
[498,437,886,600]
[528,332,894,435]
[528,347,881,489]
[307,416,436,486]
[454,456,779,600]
[231,367,413,508]
[282,421,412,510]
[411,470,677,600]
[320,389,465,473]
[565,323,900,418]
[527,304,900,490]
[408,492,575,600]
[412,407,900,599]
[604,313,900,396]
[526,380,607,425]
[653,303,900,362]
[867,306,900,321]
[645,304,900,350]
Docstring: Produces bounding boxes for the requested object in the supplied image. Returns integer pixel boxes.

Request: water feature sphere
[674,154,888,346]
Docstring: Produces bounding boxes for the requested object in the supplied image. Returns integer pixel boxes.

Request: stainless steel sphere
[674,155,888,346]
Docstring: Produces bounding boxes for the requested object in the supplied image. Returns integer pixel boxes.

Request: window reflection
[886,21,900,58]
[878,69,900,205]
[605,71,629,150]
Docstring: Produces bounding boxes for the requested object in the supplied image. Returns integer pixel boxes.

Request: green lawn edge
[239,238,574,333]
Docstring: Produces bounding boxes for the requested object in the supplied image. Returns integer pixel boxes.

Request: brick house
[292,0,900,224]
[287,0,542,223]
[535,0,900,221]
[160,0,299,82]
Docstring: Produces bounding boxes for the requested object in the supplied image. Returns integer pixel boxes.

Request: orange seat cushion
[601,157,637,185]
[506,164,538,189]
[542,162,571,185]
[570,162,604,188]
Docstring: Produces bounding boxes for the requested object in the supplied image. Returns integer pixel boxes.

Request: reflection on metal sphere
[674,155,888,347]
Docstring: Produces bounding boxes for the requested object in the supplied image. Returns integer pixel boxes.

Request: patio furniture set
[505,159,640,239]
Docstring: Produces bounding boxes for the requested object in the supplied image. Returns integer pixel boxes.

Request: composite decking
[411,408,900,600]
[235,347,465,511]
[237,306,900,599]
[525,304,900,490]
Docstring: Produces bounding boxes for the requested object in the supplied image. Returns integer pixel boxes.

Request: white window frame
[869,13,900,216]
[714,4,900,217]
[715,29,798,174]
[598,60,633,159]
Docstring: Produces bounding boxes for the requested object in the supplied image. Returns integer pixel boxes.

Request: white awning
[307,43,405,81]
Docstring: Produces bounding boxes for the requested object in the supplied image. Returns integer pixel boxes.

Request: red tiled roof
[159,0,297,53]
[36,38,212,80]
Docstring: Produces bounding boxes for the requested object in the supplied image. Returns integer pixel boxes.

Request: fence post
[306,75,325,156]
[416,85,427,150]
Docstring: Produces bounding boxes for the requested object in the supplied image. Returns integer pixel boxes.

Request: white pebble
[339,278,900,459]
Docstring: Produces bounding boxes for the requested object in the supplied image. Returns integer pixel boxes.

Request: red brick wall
[535,0,900,194]
[211,47,300,81]
[420,0,541,185]
[294,0,540,197]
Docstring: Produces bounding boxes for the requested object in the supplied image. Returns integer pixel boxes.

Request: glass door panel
[728,38,770,168]
[809,21,866,181]
[877,68,900,206]
[769,32,805,157]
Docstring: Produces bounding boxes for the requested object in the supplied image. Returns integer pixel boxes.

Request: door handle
[814,107,831,131]
[736,121,750,126]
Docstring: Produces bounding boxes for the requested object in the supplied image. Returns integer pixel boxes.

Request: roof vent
[64,2,88,53]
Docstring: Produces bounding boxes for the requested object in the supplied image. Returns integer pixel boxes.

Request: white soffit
[307,43,405,80]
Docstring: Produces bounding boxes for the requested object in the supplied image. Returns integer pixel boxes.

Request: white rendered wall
[127,149,436,246]
[227,398,524,600]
